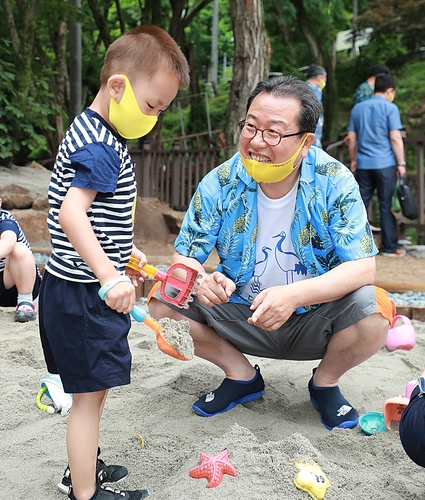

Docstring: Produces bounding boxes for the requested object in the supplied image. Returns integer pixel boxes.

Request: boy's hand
[104,280,136,314]
[125,249,148,287]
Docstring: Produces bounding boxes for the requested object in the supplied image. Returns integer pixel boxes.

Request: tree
[224,0,270,155]
[0,0,65,165]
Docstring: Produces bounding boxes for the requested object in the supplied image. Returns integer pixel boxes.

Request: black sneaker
[58,450,129,494]
[192,364,265,417]
[69,482,149,500]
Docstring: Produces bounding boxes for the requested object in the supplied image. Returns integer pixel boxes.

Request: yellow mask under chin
[240,134,309,183]
[109,75,158,139]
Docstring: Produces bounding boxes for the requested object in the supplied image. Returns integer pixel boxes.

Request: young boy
[0,198,41,322]
[39,26,190,500]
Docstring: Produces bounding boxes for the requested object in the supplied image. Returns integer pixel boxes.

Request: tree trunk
[292,0,339,143]
[225,0,270,156]
[87,0,112,48]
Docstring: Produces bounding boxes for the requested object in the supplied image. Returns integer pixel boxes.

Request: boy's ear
[107,74,126,101]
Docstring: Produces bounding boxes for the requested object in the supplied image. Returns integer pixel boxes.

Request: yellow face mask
[109,75,158,139]
[318,78,326,90]
[240,134,309,183]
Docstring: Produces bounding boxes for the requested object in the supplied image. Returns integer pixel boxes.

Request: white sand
[1,301,425,499]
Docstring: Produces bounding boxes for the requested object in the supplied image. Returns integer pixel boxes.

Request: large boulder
[11,209,51,252]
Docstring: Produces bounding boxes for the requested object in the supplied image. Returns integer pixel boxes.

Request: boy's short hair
[368,63,390,77]
[100,25,190,88]
[375,74,397,93]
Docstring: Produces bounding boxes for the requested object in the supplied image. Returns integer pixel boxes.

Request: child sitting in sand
[0,198,41,322]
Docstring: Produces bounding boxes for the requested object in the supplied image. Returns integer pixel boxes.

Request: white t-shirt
[240,182,311,303]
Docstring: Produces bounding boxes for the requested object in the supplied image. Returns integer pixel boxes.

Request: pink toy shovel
[385,315,416,352]
[127,256,201,309]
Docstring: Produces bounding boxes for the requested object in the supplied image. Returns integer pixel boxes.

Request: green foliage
[0,40,58,165]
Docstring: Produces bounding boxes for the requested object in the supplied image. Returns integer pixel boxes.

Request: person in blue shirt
[347,74,407,257]
[149,75,395,431]
[305,64,327,148]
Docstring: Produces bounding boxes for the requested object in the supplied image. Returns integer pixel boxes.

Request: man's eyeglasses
[238,120,309,147]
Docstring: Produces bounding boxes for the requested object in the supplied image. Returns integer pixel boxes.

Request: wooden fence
[326,136,425,238]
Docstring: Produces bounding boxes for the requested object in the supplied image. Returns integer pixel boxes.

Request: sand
[1,301,425,500]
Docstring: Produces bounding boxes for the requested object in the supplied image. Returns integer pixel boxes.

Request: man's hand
[248,286,296,330]
[196,272,236,306]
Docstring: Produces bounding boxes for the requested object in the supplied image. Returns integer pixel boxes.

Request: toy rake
[127,256,201,309]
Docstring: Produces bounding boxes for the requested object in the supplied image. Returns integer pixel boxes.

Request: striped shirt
[0,211,31,273]
[45,108,136,282]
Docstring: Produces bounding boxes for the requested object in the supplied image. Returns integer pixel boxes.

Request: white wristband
[98,275,131,300]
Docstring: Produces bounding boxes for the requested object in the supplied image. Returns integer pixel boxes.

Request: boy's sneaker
[15,301,36,322]
[58,453,129,494]
[69,481,149,500]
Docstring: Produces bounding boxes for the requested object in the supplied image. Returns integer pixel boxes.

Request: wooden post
[172,141,181,209]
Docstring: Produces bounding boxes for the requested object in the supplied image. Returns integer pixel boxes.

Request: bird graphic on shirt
[273,231,308,284]
[249,245,271,298]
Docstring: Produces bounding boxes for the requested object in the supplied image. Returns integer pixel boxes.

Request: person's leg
[150,298,256,380]
[3,242,36,294]
[308,286,393,429]
[67,390,106,500]
[312,312,388,387]
[375,166,398,253]
[355,169,376,211]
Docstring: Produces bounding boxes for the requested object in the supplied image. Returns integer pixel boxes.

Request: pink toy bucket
[385,315,416,352]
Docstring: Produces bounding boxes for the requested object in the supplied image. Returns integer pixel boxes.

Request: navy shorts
[39,271,132,394]
[0,266,41,306]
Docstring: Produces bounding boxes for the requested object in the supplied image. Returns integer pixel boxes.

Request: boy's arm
[59,186,135,313]
[0,230,18,259]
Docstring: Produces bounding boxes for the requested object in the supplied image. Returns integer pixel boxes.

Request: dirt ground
[374,253,425,292]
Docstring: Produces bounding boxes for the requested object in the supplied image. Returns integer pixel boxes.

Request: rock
[1,193,34,210]
[134,197,171,244]
[32,197,49,211]
[10,209,51,251]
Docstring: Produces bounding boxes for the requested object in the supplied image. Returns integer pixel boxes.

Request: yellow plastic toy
[294,461,330,500]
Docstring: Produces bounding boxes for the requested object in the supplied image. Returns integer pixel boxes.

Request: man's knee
[148,297,170,318]
[355,313,389,344]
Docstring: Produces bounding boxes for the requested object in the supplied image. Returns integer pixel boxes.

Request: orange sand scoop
[98,280,193,361]
[130,305,193,361]
[127,256,201,309]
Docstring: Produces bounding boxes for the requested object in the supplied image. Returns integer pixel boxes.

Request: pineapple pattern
[175,150,378,311]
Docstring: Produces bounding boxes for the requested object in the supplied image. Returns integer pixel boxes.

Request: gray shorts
[153,284,391,360]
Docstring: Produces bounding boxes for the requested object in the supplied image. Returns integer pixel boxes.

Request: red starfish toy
[189,449,237,488]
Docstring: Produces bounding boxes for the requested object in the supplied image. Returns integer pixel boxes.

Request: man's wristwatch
[397,162,406,166]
